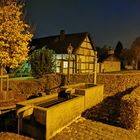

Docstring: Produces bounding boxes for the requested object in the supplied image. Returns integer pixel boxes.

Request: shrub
[30,47,56,78]
[120,86,140,129]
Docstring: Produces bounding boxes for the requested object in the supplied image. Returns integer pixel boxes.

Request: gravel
[0,132,34,140]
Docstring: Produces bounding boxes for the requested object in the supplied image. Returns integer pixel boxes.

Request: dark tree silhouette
[130,36,140,69]
[120,48,135,69]
[96,45,109,62]
[114,41,123,58]
[130,36,140,61]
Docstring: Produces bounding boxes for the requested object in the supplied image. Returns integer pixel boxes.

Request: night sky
[26,0,140,48]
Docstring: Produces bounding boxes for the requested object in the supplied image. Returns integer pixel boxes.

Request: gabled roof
[30,32,96,54]
[98,54,120,63]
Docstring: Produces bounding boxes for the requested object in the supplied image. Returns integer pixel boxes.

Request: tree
[130,36,140,61]
[120,48,135,69]
[114,41,123,58]
[130,36,140,69]
[30,47,56,78]
[96,45,110,62]
[0,0,33,91]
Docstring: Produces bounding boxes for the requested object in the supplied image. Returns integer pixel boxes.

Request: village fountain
[16,83,104,140]
[15,44,104,140]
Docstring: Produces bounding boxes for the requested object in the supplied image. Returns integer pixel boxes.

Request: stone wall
[100,61,120,73]
[8,74,62,98]
[97,73,140,96]
[68,73,94,84]
[7,72,140,98]
[68,72,140,96]
[120,86,140,130]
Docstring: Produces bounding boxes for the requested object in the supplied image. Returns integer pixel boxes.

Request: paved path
[51,117,140,140]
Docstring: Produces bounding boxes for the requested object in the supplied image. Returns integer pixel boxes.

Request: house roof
[30,32,96,54]
[98,54,120,63]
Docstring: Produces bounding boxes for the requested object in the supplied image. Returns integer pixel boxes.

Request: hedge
[120,86,140,130]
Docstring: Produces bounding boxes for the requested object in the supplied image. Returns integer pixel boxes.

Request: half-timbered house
[31,30,97,74]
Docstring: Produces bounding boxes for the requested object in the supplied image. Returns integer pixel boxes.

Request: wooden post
[0,76,2,92]
[94,51,97,85]
[75,55,77,73]
[0,65,3,92]
[67,55,70,85]
[61,55,64,74]
[67,44,73,85]
[7,75,9,91]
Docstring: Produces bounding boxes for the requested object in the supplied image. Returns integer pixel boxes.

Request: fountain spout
[17,104,34,134]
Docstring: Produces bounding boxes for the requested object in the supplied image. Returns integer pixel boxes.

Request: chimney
[108,48,114,55]
[60,30,65,40]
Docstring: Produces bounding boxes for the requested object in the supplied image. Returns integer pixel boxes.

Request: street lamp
[67,43,73,85]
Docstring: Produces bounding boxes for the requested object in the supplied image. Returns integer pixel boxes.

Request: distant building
[30,30,97,74]
[97,48,121,72]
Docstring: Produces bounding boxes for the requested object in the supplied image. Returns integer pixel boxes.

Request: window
[56,67,60,73]
[63,61,68,68]
[56,54,62,60]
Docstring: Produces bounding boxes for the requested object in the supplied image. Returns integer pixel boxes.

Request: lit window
[56,67,60,73]
[56,54,62,60]
[63,61,68,68]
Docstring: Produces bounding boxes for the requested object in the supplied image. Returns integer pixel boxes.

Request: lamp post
[67,43,73,85]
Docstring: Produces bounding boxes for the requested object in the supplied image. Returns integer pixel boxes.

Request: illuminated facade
[31,31,97,74]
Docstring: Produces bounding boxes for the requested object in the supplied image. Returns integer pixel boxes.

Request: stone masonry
[51,117,140,140]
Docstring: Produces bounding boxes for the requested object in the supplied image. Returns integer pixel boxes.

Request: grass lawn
[9,76,34,81]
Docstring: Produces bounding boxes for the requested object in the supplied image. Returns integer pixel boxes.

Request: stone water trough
[16,83,104,140]
[61,83,104,110]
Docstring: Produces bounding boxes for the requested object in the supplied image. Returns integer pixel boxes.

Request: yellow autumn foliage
[0,0,33,68]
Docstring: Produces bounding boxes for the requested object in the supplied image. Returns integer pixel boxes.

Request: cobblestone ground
[51,117,140,140]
